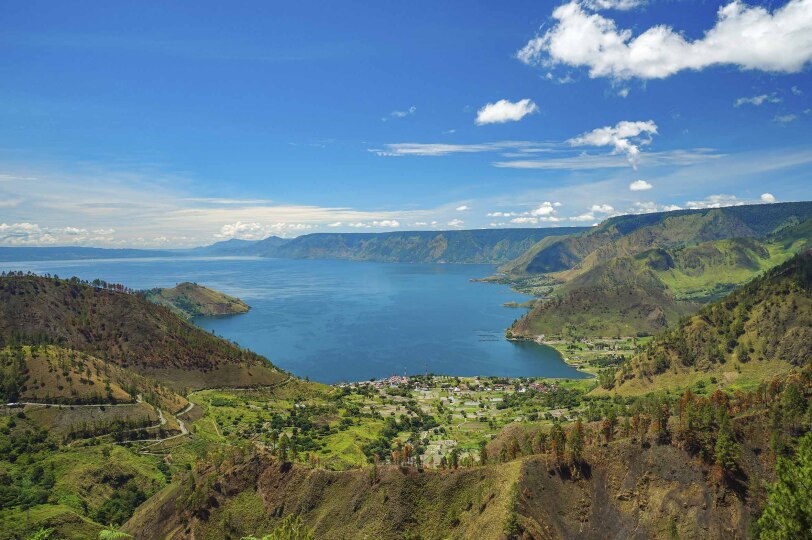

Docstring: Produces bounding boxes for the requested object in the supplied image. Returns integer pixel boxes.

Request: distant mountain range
[0,227,589,264]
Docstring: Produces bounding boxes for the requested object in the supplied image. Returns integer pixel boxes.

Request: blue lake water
[0,257,587,383]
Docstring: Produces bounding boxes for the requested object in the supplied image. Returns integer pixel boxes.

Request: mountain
[507,203,812,339]
[143,282,250,319]
[0,246,174,262]
[616,250,811,389]
[252,227,589,264]
[0,274,283,390]
[503,202,812,276]
[188,237,280,256]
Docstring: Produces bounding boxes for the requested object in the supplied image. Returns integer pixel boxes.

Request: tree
[98,529,132,540]
[756,432,812,539]
[714,411,739,476]
[550,424,566,465]
[568,419,584,465]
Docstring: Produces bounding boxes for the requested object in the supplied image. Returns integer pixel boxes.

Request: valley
[0,203,809,540]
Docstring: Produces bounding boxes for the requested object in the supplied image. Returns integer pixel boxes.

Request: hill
[0,274,283,390]
[251,227,589,263]
[613,250,811,392]
[506,203,812,339]
[143,282,250,319]
[504,202,812,276]
[0,344,186,411]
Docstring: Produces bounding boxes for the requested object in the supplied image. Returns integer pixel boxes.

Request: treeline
[488,368,811,483]
[0,271,136,294]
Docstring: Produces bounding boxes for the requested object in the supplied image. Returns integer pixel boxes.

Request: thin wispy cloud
[734,94,781,107]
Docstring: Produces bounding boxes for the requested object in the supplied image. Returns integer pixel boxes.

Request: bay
[0,256,587,383]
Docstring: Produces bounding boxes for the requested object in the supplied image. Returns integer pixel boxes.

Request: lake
[0,256,587,383]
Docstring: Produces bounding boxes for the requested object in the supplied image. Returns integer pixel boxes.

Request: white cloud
[494,148,722,170]
[447,219,465,227]
[373,220,400,228]
[773,114,798,123]
[371,141,553,157]
[734,94,782,107]
[629,179,653,191]
[455,205,470,212]
[511,217,539,224]
[531,201,560,216]
[792,85,803,95]
[590,204,614,213]
[582,0,646,10]
[388,106,417,119]
[568,120,657,168]
[327,221,342,227]
[475,99,539,125]
[760,192,777,203]
[633,201,659,213]
[517,0,812,81]
[346,220,401,229]
[487,211,518,217]
[571,212,597,222]
[215,221,269,240]
[685,194,744,209]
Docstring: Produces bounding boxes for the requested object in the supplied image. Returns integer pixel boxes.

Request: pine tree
[756,431,812,539]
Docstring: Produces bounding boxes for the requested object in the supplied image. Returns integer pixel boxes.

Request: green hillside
[506,202,812,276]
[506,204,812,339]
[144,282,250,319]
[615,250,811,391]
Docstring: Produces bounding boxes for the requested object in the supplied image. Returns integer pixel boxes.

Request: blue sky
[1,0,811,247]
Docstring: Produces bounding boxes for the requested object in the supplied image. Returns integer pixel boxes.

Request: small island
[144,281,250,319]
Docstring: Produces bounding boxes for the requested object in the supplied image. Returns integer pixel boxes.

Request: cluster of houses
[335,375,560,396]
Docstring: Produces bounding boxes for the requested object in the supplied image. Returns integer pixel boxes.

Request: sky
[1,0,811,247]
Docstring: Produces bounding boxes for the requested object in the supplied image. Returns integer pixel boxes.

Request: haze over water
[0,257,586,383]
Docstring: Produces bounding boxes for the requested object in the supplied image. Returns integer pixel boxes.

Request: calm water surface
[0,257,587,383]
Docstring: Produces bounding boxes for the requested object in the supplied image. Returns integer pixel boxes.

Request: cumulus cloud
[346,220,401,229]
[760,192,777,203]
[570,212,597,222]
[792,85,803,95]
[456,205,470,212]
[685,194,744,209]
[511,217,540,224]
[531,201,562,216]
[475,99,539,125]
[568,120,657,168]
[215,221,269,240]
[629,179,653,191]
[734,94,782,107]
[590,204,614,213]
[517,0,812,81]
[447,219,465,227]
[216,221,314,240]
[0,222,105,246]
[327,222,342,227]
